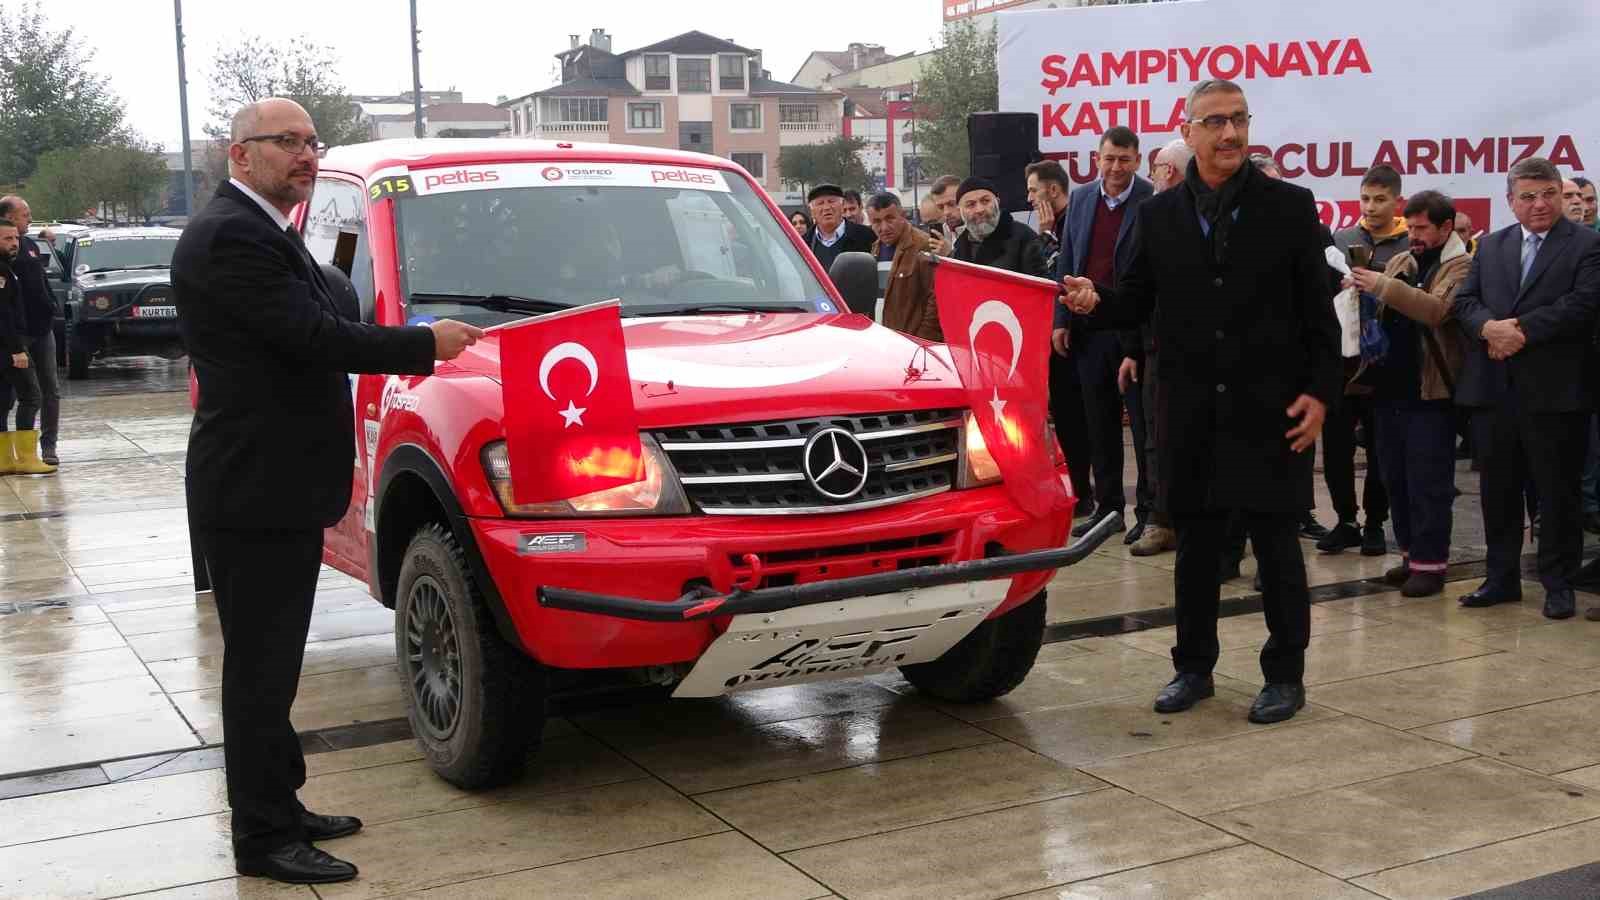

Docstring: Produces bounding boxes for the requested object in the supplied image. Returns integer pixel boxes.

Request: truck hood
[438,312,966,426]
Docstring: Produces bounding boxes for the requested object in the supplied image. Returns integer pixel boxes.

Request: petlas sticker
[393,162,731,197]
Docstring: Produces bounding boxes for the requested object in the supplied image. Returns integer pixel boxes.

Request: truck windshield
[393,166,831,326]
[77,237,178,273]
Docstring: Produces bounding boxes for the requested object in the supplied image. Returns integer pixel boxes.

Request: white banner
[998,0,1600,233]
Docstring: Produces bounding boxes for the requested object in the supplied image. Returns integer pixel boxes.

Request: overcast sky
[42,1,948,148]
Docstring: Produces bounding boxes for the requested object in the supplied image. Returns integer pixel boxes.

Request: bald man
[174,98,483,885]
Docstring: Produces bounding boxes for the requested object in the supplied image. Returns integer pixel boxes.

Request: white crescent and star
[968,300,1025,420]
[538,342,600,428]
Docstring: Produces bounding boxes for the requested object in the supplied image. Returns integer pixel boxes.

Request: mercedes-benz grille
[654,408,962,515]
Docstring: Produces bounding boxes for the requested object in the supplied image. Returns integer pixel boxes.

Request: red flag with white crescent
[497,299,644,503]
[932,256,1072,518]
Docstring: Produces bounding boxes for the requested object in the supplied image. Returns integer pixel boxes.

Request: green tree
[201,34,369,184]
[27,142,169,223]
[778,135,871,195]
[914,19,998,180]
[0,1,129,184]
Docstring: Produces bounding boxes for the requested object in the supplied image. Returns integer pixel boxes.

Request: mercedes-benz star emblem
[802,427,871,501]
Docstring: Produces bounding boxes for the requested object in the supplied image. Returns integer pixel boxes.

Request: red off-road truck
[272,139,1106,787]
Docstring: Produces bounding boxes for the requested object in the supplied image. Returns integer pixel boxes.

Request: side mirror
[828,251,879,317]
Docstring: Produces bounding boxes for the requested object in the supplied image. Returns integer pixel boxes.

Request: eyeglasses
[1514,187,1561,205]
[1189,113,1252,131]
[239,133,326,155]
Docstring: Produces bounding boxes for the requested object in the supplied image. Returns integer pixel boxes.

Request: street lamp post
[410,0,425,138]
[173,0,195,218]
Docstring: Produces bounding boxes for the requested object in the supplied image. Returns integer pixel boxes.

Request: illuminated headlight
[480,434,691,518]
[958,411,1002,488]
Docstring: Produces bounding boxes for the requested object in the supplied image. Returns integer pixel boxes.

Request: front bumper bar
[537,513,1119,623]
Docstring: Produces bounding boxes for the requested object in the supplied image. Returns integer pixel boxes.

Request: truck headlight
[958,411,1002,488]
[480,434,691,517]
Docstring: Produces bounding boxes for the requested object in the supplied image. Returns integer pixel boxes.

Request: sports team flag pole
[495,299,645,504]
[930,255,1073,519]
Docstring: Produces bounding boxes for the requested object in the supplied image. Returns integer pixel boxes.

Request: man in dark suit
[1452,156,1600,620]
[174,98,483,884]
[803,183,875,277]
[1055,126,1154,541]
[1063,80,1341,724]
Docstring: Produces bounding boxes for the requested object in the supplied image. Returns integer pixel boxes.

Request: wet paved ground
[3,358,1600,898]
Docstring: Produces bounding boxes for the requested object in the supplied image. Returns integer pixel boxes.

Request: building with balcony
[499,28,844,191]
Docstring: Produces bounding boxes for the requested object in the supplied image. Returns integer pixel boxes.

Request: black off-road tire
[898,591,1046,702]
[395,523,546,789]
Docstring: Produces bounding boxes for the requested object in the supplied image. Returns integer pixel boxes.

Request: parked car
[44,226,184,378]
[25,223,89,365]
[278,138,1097,788]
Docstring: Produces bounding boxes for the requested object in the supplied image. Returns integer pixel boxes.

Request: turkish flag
[497,299,645,504]
[932,256,1072,518]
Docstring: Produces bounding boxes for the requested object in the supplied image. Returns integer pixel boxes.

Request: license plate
[671,580,1009,698]
[131,305,177,319]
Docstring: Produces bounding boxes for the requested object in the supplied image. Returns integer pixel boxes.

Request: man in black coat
[803,183,876,278]
[174,98,483,885]
[0,196,61,467]
[1452,156,1600,620]
[1063,80,1341,724]
[952,176,1048,277]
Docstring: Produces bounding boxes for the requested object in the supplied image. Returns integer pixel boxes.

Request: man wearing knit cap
[951,177,1048,277]
[804,183,876,278]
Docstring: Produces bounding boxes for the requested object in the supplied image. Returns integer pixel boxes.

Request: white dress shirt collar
[229,178,293,232]
[1100,180,1135,210]
[815,219,848,247]
[1521,224,1551,242]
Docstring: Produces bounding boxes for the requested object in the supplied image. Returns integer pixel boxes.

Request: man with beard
[1062,79,1341,724]
[0,196,61,468]
[951,177,1047,277]
[1345,191,1469,597]
[0,220,51,476]
[175,98,484,884]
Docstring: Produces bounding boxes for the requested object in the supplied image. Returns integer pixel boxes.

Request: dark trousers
[1474,403,1589,593]
[1323,394,1388,526]
[1174,510,1310,683]
[27,333,59,450]
[1373,404,1456,568]
[1073,329,1125,515]
[0,360,40,432]
[1124,358,1152,522]
[1049,350,1093,508]
[197,526,324,859]
[1142,350,1166,527]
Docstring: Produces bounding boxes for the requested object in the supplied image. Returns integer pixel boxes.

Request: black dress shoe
[1073,509,1125,539]
[1360,523,1388,557]
[1459,585,1522,608]
[236,842,358,885]
[1072,501,1097,521]
[1153,673,1214,713]
[1382,560,1410,586]
[1401,571,1445,598]
[301,810,363,841]
[1545,589,1576,620]
[1248,683,1306,724]
[1123,518,1147,545]
[1299,514,1330,540]
[1316,522,1361,553]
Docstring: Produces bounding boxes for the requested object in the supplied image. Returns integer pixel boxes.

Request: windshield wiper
[630,302,812,317]
[407,292,570,314]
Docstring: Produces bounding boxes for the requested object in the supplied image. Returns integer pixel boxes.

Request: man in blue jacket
[1054,126,1154,541]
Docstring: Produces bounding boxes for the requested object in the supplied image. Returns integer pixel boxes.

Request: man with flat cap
[952,176,1048,277]
[804,183,876,275]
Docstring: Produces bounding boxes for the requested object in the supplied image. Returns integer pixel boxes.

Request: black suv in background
[39,226,183,378]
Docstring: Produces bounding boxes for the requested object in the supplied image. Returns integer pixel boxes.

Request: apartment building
[499,29,844,191]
